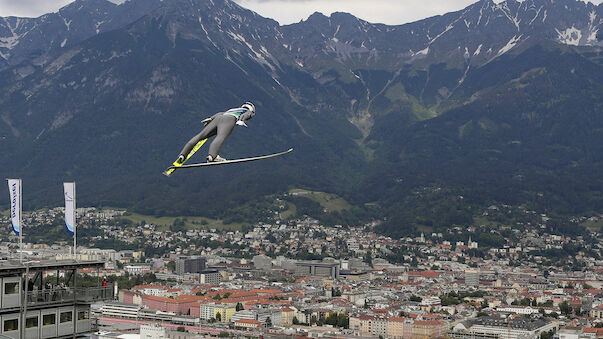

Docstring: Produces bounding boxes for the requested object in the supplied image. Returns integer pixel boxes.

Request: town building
[140,323,166,339]
[451,316,557,339]
[234,318,263,329]
[200,269,221,284]
[465,269,480,286]
[176,257,206,275]
[0,259,112,338]
[295,261,340,279]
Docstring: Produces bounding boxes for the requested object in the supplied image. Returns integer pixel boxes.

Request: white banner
[64,182,75,235]
[7,179,20,236]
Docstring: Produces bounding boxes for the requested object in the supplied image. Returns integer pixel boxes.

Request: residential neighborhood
[0,206,601,338]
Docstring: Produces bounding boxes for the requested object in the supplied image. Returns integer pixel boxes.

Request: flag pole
[7,179,23,262]
[64,182,76,260]
[19,179,22,263]
[73,182,76,260]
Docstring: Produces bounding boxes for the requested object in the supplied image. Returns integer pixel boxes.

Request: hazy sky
[0,0,601,25]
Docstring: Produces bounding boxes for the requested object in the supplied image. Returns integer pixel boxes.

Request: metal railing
[24,286,113,306]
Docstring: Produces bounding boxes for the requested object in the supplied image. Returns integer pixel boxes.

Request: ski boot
[207,155,227,163]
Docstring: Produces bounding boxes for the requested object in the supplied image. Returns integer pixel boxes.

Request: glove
[236,120,248,127]
[201,118,212,126]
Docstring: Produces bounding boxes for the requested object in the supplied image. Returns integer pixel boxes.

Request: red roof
[408,270,440,278]
[251,289,282,295]
[143,295,199,303]
[583,328,603,335]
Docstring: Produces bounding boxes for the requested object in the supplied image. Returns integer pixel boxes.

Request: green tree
[364,251,373,267]
[171,218,186,232]
[409,295,422,302]
[236,302,244,311]
[215,312,222,322]
[559,301,572,316]
[540,330,555,339]
[337,313,349,328]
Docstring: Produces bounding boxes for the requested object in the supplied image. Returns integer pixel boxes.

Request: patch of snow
[227,31,276,71]
[496,2,521,31]
[61,16,72,30]
[528,6,543,25]
[464,19,471,29]
[428,24,454,45]
[0,18,22,52]
[556,26,582,46]
[474,44,483,56]
[464,47,470,59]
[296,60,304,68]
[542,10,547,23]
[95,21,105,34]
[414,46,429,56]
[477,6,484,26]
[497,35,522,55]
[224,50,248,75]
[587,29,599,44]
[585,11,599,45]
[60,39,67,48]
[199,19,218,49]
[0,35,20,50]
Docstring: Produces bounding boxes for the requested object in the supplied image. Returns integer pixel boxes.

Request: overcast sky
[0,0,601,25]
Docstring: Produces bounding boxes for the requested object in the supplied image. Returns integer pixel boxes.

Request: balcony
[24,286,114,307]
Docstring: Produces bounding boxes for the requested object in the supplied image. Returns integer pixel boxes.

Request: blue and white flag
[7,179,21,236]
[64,182,76,235]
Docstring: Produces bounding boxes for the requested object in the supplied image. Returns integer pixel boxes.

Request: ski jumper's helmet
[241,102,255,117]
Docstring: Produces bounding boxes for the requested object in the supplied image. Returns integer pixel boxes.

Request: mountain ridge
[0,0,600,233]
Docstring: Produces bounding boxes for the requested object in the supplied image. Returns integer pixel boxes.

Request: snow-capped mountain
[280,0,602,72]
[0,0,163,67]
[1,0,599,71]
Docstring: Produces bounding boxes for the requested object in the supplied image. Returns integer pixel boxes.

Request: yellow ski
[163,138,208,176]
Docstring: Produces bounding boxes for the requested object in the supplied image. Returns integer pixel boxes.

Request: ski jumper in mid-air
[176,102,255,164]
